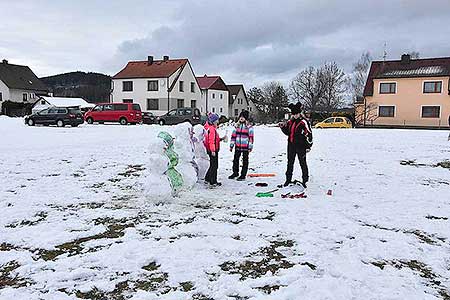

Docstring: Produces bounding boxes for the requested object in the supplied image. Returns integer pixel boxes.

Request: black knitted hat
[288,102,302,114]
[239,110,250,120]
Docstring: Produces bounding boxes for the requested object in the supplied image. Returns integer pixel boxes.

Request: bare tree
[248,83,289,123]
[319,62,347,112]
[408,51,420,59]
[289,66,324,112]
[261,81,289,122]
[349,52,372,104]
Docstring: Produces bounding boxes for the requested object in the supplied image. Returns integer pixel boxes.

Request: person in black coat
[279,102,313,188]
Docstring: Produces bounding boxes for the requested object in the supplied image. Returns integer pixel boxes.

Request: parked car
[25,107,84,127]
[142,112,156,124]
[157,108,201,125]
[314,117,353,128]
[84,103,142,125]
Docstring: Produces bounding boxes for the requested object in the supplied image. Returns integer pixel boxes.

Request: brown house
[357,54,450,128]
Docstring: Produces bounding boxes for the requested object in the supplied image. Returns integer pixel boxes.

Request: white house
[196,75,229,116]
[227,84,254,119]
[32,96,95,114]
[0,59,49,115]
[111,56,201,116]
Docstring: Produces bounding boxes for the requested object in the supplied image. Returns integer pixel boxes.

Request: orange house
[356,54,450,128]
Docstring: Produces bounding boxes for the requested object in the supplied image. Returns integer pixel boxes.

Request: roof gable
[196,75,228,91]
[0,61,48,92]
[227,84,248,105]
[112,59,188,79]
[364,57,450,96]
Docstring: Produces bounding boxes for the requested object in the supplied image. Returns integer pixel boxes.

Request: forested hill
[40,71,111,103]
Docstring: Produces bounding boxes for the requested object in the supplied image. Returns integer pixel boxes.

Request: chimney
[401,54,411,64]
[2,59,8,64]
[163,55,169,61]
[147,56,153,65]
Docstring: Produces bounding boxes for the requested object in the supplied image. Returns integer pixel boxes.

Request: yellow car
[314,117,353,128]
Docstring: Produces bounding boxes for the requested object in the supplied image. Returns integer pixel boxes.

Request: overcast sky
[2,0,450,87]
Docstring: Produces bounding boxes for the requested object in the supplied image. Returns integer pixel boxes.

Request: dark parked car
[157,108,201,125]
[142,112,156,124]
[25,107,84,127]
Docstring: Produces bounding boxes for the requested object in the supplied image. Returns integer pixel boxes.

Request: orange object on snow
[248,173,276,178]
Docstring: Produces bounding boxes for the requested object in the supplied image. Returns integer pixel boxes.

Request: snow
[1,116,449,299]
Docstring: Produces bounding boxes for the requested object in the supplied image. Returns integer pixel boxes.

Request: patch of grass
[219,240,297,280]
[142,262,159,272]
[426,215,448,221]
[231,211,276,221]
[400,160,428,167]
[436,160,450,170]
[257,284,285,294]
[359,221,446,245]
[6,211,48,228]
[0,243,17,251]
[0,261,31,289]
[180,281,194,292]
[118,164,146,177]
[404,229,446,245]
[369,259,450,299]
[38,217,136,261]
[192,294,214,300]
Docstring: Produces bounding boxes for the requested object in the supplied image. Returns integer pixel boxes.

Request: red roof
[196,75,220,89]
[364,56,450,96]
[113,59,188,79]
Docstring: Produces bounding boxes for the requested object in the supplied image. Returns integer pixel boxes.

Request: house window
[147,99,159,110]
[177,99,184,108]
[148,80,158,91]
[220,94,223,99]
[212,107,215,113]
[191,100,196,108]
[41,100,46,105]
[212,93,215,99]
[123,81,133,92]
[23,93,28,102]
[191,82,195,93]
[123,99,133,103]
[235,109,239,116]
[249,107,252,112]
[179,81,184,92]
[378,106,395,117]
[423,81,442,93]
[379,82,396,94]
[220,107,223,113]
[421,106,440,118]
[0,92,2,101]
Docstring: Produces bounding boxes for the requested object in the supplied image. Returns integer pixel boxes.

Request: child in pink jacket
[203,113,222,186]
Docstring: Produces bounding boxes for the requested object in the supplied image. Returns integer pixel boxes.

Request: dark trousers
[205,152,219,184]
[232,150,249,177]
[286,143,309,183]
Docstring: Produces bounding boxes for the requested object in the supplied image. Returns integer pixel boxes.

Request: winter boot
[228,173,239,179]
[237,175,246,181]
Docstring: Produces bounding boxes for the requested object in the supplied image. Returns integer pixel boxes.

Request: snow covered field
[1,116,449,300]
